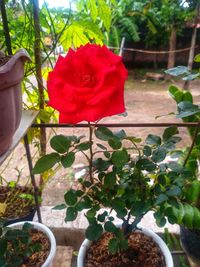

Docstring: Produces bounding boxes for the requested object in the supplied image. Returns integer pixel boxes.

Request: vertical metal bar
[24,134,42,223]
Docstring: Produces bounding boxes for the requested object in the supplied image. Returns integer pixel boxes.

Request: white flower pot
[8,221,56,267]
[77,227,173,267]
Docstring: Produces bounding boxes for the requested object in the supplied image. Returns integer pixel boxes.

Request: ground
[0,71,199,206]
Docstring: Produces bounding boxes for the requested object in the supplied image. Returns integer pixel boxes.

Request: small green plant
[33,125,200,253]
[0,222,41,267]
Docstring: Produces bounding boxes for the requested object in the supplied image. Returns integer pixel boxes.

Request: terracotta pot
[0,49,31,156]
[77,226,174,267]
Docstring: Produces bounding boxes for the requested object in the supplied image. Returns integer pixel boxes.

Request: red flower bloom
[47,44,128,124]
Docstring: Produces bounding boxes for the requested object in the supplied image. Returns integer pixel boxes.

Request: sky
[39,0,71,8]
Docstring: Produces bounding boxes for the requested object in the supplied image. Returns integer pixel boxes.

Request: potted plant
[165,62,200,264]
[0,180,38,225]
[0,49,31,156]
[32,44,200,266]
[0,221,56,267]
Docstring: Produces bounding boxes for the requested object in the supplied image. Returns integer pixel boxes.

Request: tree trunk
[183,6,199,90]
[167,27,177,69]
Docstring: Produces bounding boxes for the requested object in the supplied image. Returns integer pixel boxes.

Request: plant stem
[183,122,200,167]
[32,0,47,186]
[88,122,94,184]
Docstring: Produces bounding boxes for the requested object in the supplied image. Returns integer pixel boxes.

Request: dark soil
[85,231,166,267]
[0,185,35,219]
[0,51,11,67]
[8,228,50,267]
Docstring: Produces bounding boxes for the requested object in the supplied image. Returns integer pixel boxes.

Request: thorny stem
[88,122,94,184]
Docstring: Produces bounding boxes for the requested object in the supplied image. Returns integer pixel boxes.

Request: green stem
[183,122,200,167]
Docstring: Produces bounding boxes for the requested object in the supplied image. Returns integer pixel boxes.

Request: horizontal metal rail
[32,122,200,128]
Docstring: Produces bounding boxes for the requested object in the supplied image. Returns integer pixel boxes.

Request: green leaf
[137,158,156,171]
[183,91,193,102]
[97,211,108,222]
[126,136,142,143]
[166,186,181,197]
[183,73,200,81]
[167,161,182,172]
[77,142,91,151]
[108,238,120,254]
[96,143,107,150]
[98,0,111,31]
[194,53,200,63]
[165,66,189,76]
[172,203,185,224]
[152,147,167,163]
[183,204,194,228]
[185,180,200,204]
[111,149,129,167]
[177,101,200,118]
[193,207,200,229]
[50,135,71,153]
[155,194,168,205]
[65,207,78,221]
[194,54,200,62]
[104,151,110,158]
[86,0,98,21]
[94,126,113,141]
[104,221,117,233]
[163,126,178,141]
[145,134,161,146]
[113,129,127,139]
[61,152,75,168]
[93,158,110,171]
[154,211,167,227]
[108,137,122,149]
[168,85,183,103]
[112,198,127,218]
[64,190,77,206]
[52,204,66,210]
[85,223,103,241]
[104,172,116,188]
[32,153,60,174]
[143,145,152,157]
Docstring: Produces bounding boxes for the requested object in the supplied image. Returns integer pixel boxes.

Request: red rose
[47,44,128,124]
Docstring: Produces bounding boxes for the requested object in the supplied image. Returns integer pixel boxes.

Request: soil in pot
[0,185,36,220]
[85,232,166,267]
[6,227,50,267]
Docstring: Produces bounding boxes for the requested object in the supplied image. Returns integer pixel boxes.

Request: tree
[183,0,200,89]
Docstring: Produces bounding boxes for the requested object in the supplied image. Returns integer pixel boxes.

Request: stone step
[53,246,74,267]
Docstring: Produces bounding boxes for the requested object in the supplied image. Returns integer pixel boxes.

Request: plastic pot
[8,221,56,267]
[77,226,173,267]
[180,226,200,264]
[0,49,31,156]
[4,208,36,226]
